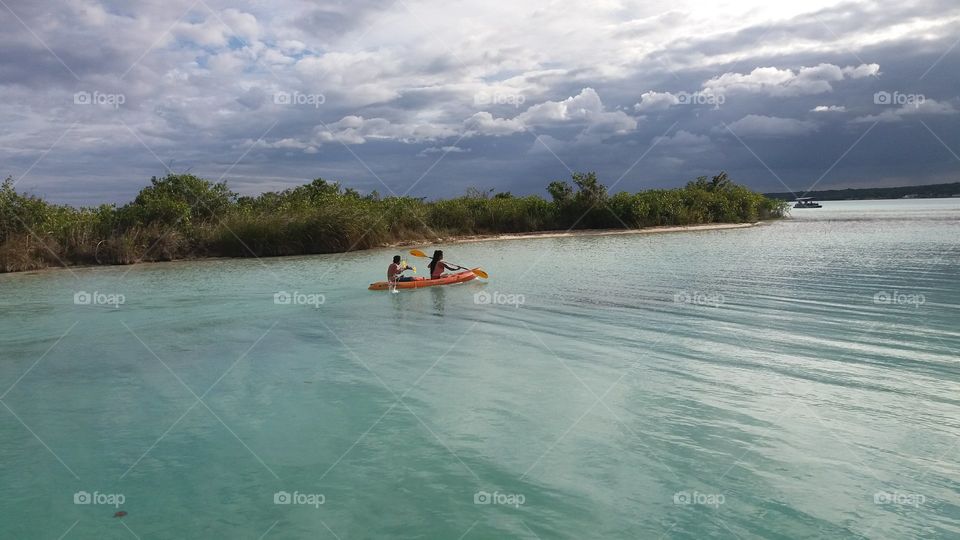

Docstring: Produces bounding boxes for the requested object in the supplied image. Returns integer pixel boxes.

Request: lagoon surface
[1,199,959,539]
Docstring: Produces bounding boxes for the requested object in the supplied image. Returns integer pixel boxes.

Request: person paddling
[427,250,460,279]
[388,255,414,284]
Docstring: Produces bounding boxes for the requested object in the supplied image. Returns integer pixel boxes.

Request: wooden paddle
[409,249,489,279]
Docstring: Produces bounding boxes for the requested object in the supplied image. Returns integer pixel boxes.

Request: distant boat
[793,197,822,208]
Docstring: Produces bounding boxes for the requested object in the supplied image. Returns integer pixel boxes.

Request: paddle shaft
[409,249,488,278]
[410,250,465,270]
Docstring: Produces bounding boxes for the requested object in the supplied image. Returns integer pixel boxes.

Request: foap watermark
[274,91,326,108]
[274,490,325,508]
[474,290,525,308]
[674,290,725,308]
[74,490,125,508]
[474,91,526,108]
[74,91,125,109]
[873,91,924,108]
[873,290,925,308]
[676,91,725,107]
[673,490,725,508]
[74,290,125,308]
[474,490,525,508]
[874,490,925,508]
[274,291,325,308]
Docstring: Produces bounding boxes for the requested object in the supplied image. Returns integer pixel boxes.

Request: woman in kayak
[428,250,460,279]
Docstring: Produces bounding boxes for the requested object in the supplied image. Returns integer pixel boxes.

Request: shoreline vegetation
[0,171,788,273]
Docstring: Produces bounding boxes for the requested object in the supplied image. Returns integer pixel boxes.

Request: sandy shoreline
[2,221,765,276]
[390,221,763,247]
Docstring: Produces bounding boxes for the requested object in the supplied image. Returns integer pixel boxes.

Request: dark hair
[393,255,401,263]
[428,250,443,274]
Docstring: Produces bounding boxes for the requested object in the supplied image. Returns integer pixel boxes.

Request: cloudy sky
[1,0,958,205]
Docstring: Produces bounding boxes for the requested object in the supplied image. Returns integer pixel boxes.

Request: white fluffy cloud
[318,88,638,144]
[634,91,681,112]
[519,88,636,133]
[313,116,459,144]
[463,112,526,136]
[491,88,637,137]
[842,64,881,79]
[418,145,469,157]
[811,105,846,112]
[174,8,261,48]
[703,63,880,97]
[852,99,958,123]
[634,63,879,113]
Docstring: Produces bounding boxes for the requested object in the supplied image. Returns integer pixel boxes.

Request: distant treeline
[0,171,787,273]
[766,182,960,201]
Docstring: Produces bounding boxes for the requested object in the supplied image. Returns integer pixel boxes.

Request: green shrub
[118,174,235,227]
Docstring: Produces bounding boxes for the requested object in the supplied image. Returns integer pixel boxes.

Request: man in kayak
[427,250,460,279]
[388,255,415,285]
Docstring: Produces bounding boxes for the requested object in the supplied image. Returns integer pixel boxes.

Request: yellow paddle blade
[410,249,428,258]
[471,268,489,279]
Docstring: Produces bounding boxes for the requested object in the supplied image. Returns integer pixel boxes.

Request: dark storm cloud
[0,0,958,205]
[657,0,959,66]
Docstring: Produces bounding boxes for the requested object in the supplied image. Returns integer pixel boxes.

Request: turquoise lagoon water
[1,199,958,538]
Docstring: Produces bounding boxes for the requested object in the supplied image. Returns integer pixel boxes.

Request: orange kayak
[368,270,477,290]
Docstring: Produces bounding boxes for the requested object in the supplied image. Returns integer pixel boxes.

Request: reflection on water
[430,286,446,315]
